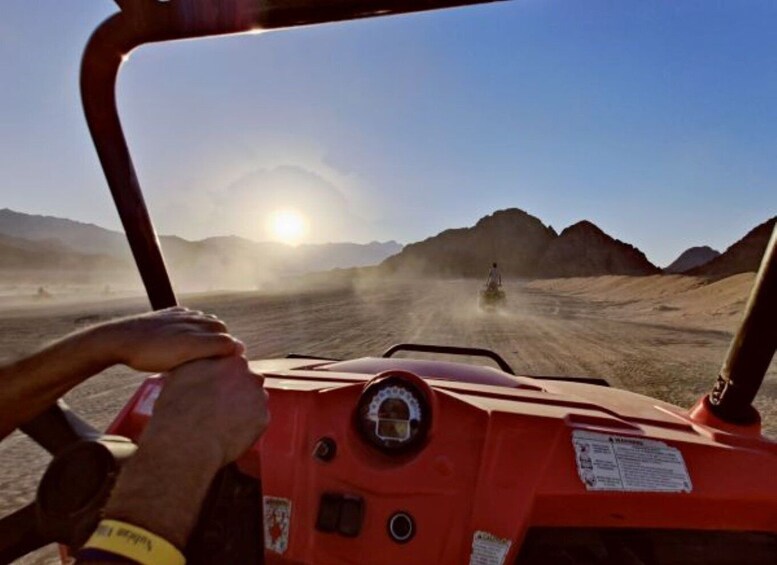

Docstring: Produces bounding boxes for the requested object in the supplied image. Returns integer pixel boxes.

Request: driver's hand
[99,306,243,372]
[100,355,269,549]
[144,355,269,465]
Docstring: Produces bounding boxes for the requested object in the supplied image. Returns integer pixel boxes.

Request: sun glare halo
[268,209,308,245]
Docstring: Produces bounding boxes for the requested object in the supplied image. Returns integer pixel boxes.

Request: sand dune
[527,273,756,331]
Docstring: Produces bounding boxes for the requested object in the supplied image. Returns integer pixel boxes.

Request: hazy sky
[1,0,775,265]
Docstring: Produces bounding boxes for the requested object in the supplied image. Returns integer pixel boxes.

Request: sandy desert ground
[1,276,775,563]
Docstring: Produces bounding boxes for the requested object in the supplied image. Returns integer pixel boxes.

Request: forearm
[0,324,120,438]
[101,436,222,548]
[0,307,243,440]
[75,424,224,565]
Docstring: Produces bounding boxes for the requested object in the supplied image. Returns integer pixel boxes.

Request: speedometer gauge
[356,374,431,453]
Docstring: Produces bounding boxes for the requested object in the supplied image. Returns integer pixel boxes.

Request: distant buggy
[479,283,506,309]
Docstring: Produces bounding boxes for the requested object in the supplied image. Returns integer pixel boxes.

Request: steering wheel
[0,401,265,564]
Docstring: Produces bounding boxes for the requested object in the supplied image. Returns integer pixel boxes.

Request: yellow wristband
[83,519,185,565]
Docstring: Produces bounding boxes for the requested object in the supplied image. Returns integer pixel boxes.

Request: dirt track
[2,279,775,563]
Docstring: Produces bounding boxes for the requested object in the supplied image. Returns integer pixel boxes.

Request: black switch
[316,493,342,533]
[338,495,364,537]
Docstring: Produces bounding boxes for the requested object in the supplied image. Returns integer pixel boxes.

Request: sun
[268,209,308,244]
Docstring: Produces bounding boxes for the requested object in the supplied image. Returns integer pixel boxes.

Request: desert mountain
[0,208,127,256]
[0,231,130,284]
[382,209,557,277]
[687,216,776,278]
[664,246,720,274]
[0,239,124,274]
[0,209,402,289]
[382,209,658,278]
[536,221,659,277]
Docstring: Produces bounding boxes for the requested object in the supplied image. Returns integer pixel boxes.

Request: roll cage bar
[84,0,775,424]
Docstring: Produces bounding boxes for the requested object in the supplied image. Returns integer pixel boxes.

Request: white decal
[264,496,292,554]
[572,430,692,492]
[469,530,511,565]
[134,384,161,416]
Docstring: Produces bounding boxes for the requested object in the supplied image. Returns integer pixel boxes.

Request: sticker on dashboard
[572,430,692,493]
[264,496,292,554]
[469,530,511,565]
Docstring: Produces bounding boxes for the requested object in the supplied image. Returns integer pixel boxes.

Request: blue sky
[1,0,775,265]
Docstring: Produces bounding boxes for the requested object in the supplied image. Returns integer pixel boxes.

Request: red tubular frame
[80,14,179,309]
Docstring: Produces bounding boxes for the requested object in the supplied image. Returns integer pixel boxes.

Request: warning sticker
[263,496,292,554]
[572,430,692,492]
[469,531,512,565]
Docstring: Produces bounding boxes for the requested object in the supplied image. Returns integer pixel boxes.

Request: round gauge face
[357,378,429,452]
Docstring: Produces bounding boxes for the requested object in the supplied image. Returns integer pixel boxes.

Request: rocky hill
[664,246,720,274]
[381,209,557,277]
[382,209,658,278]
[688,217,776,278]
[536,221,659,277]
